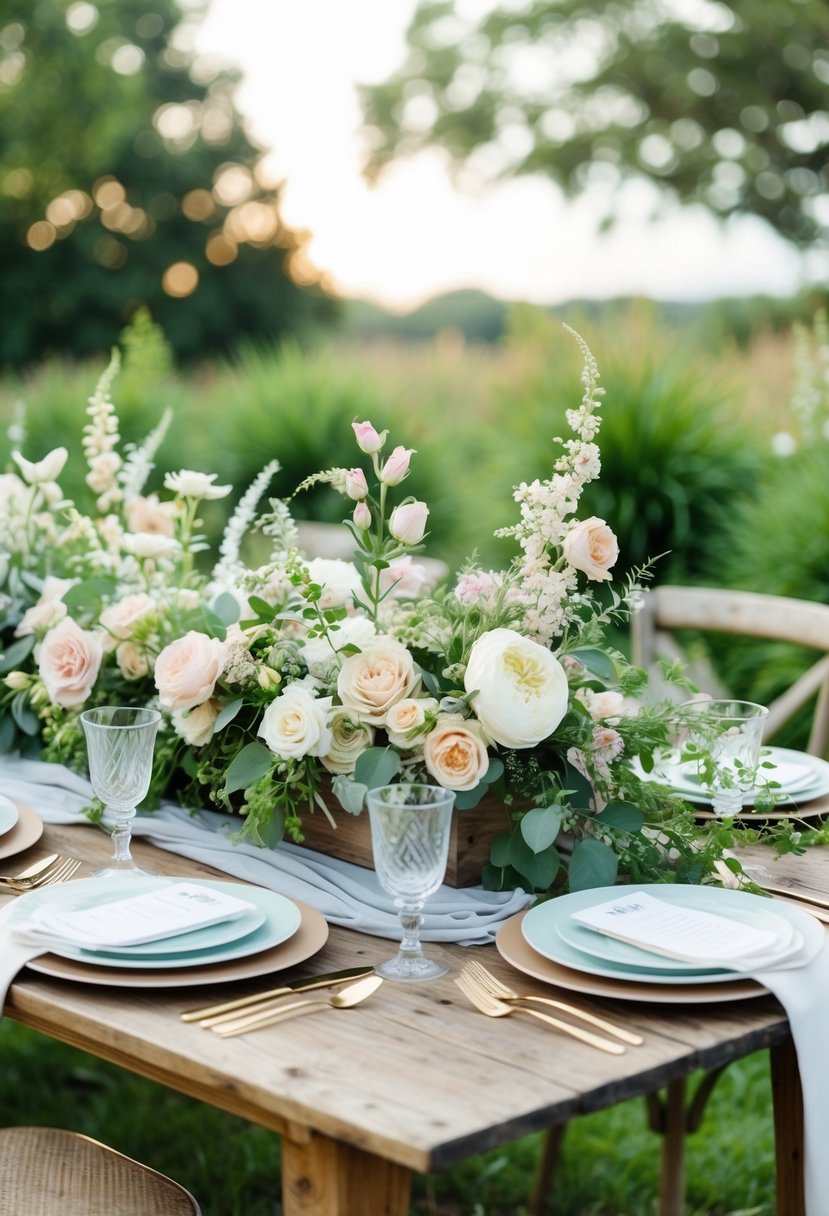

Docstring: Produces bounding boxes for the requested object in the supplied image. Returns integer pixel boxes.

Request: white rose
[337,636,419,726]
[386,697,439,748]
[38,617,104,709]
[125,493,177,536]
[122,532,180,560]
[306,558,362,610]
[154,631,226,712]
[100,593,156,650]
[301,615,377,677]
[258,686,333,760]
[14,576,74,638]
[321,710,375,774]
[464,627,569,749]
[116,641,151,681]
[424,714,490,791]
[173,698,221,747]
[576,688,627,721]
[12,446,68,485]
[562,517,619,582]
[164,470,231,500]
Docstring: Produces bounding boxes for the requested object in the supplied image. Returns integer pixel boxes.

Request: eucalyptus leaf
[0,633,35,674]
[214,699,244,731]
[223,741,273,795]
[561,760,595,811]
[453,783,488,810]
[61,577,117,613]
[490,831,513,869]
[10,692,39,736]
[353,746,402,790]
[332,777,368,816]
[520,806,563,854]
[212,591,240,626]
[597,801,645,833]
[259,807,286,849]
[0,714,16,753]
[508,832,561,890]
[568,647,618,683]
[567,837,619,891]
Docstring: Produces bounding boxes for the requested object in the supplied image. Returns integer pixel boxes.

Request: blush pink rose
[389,500,428,545]
[38,617,105,709]
[562,517,619,581]
[380,445,414,486]
[154,631,226,712]
[337,636,419,726]
[352,420,385,454]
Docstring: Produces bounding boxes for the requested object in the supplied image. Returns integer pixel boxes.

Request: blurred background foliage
[0,0,335,367]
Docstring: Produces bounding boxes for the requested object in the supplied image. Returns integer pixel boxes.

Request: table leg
[281,1129,412,1216]
[770,1036,805,1216]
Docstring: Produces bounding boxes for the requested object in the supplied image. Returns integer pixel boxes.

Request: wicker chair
[0,1126,201,1216]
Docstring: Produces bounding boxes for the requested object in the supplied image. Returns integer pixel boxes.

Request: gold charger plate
[0,802,44,862]
[496,910,766,1005]
[26,896,328,988]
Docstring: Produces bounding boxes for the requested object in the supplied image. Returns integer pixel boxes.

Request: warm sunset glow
[27,221,56,251]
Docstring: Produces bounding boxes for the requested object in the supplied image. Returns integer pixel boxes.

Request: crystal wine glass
[683,699,768,817]
[80,706,161,877]
[366,783,455,982]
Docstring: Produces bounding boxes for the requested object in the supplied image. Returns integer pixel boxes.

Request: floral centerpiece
[0,331,778,895]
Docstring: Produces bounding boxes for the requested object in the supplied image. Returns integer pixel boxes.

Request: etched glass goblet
[683,699,768,817]
[367,783,455,982]
[80,706,161,877]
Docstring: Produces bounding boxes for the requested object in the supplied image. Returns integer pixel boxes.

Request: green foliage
[0,0,334,367]
[0,1019,776,1214]
[361,0,829,248]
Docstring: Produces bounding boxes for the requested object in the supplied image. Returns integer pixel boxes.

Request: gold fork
[0,854,81,891]
[454,971,625,1055]
[461,961,644,1047]
[0,855,60,887]
[212,974,384,1038]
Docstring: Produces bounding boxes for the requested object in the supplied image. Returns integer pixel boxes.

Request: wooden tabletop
[2,819,817,1216]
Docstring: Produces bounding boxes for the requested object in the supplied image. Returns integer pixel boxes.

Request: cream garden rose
[154,630,226,712]
[386,697,438,748]
[321,710,375,774]
[173,698,221,747]
[99,592,156,650]
[562,517,619,582]
[258,685,333,760]
[464,627,569,749]
[424,714,490,791]
[38,617,105,709]
[337,636,419,726]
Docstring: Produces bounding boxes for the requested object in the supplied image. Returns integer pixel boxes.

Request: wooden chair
[531,586,829,1216]
[0,1126,201,1216]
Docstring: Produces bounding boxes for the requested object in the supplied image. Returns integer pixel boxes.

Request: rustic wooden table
[2,821,814,1216]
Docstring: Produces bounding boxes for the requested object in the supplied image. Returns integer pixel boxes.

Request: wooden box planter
[298,793,512,888]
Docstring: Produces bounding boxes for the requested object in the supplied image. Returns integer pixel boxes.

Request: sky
[193,0,813,313]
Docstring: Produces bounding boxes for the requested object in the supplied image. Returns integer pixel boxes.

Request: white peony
[258,685,333,760]
[464,627,569,748]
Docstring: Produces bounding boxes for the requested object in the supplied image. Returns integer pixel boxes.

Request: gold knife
[180,965,375,1023]
[757,881,829,911]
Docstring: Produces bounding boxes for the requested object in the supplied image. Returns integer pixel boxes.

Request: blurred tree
[360,0,829,250]
[0,0,336,367]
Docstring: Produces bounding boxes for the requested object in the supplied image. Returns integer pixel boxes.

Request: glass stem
[111,811,134,864]
[397,904,425,961]
[712,787,742,818]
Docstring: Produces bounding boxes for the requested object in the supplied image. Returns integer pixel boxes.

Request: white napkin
[0,755,531,944]
[0,897,47,1019]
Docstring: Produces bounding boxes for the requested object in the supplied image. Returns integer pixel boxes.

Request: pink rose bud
[352,420,385,454]
[389,500,428,545]
[353,502,371,530]
[380,445,414,486]
[345,468,368,500]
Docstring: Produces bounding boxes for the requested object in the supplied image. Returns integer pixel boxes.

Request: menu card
[25,883,256,949]
[571,891,784,966]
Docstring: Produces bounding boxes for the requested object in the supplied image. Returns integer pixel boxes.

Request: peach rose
[424,715,490,791]
[337,636,419,726]
[562,517,619,582]
[99,593,156,650]
[386,697,438,748]
[38,617,104,709]
[154,631,226,712]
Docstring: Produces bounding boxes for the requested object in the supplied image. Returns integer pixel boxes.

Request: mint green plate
[10,876,299,970]
[522,883,824,985]
[0,795,19,838]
